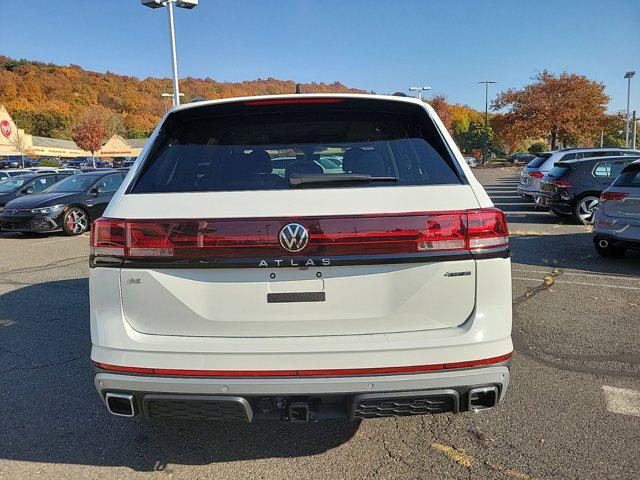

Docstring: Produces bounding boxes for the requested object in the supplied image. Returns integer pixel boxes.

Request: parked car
[61,159,90,168]
[518,148,640,200]
[593,160,640,257]
[0,171,126,235]
[56,168,82,175]
[507,153,535,164]
[3,169,34,177]
[0,173,73,211]
[535,155,640,224]
[463,156,478,167]
[89,94,512,422]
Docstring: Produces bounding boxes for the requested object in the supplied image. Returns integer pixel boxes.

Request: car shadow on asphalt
[0,278,360,471]
[510,232,640,275]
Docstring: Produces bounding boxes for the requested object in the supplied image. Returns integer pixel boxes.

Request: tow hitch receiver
[287,402,311,422]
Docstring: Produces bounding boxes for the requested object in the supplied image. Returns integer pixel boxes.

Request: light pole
[624,71,635,147]
[409,86,432,101]
[478,80,497,164]
[142,0,198,107]
[162,92,184,111]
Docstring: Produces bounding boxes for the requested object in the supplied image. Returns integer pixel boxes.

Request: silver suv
[593,160,640,257]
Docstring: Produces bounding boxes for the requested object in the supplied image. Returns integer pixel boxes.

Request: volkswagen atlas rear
[90,94,512,422]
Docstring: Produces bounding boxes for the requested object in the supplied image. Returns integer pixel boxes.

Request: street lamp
[142,0,198,107]
[478,80,497,164]
[162,92,185,111]
[409,86,432,101]
[624,71,635,148]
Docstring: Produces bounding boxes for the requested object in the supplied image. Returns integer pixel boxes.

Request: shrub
[38,159,60,167]
[528,142,548,155]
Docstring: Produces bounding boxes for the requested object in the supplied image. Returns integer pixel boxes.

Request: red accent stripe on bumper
[94,353,512,378]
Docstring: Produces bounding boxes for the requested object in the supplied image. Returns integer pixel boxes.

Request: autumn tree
[72,108,106,168]
[490,113,526,158]
[427,95,453,131]
[493,70,609,149]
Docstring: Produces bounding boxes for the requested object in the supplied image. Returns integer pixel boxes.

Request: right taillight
[90,209,509,260]
[530,171,544,179]
[467,208,509,251]
[600,192,628,202]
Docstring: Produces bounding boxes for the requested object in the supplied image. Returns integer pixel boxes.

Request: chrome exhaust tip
[598,239,609,248]
[468,386,499,412]
[105,392,135,417]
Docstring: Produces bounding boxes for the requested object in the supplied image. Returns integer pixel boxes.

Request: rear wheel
[594,238,626,258]
[62,207,89,236]
[573,196,599,225]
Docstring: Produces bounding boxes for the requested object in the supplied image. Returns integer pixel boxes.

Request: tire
[62,207,89,236]
[573,195,599,225]
[594,238,626,258]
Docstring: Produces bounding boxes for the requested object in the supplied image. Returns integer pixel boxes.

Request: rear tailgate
[92,96,507,339]
[114,186,481,337]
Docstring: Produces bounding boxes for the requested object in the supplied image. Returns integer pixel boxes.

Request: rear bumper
[94,364,510,420]
[593,234,640,250]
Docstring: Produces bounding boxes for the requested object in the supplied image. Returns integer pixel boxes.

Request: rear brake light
[467,208,509,250]
[244,98,344,106]
[530,171,544,179]
[600,192,628,202]
[551,180,572,188]
[90,209,508,260]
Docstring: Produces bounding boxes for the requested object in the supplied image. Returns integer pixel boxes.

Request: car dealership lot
[0,166,638,480]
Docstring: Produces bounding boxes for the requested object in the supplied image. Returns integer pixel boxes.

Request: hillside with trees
[0,56,367,140]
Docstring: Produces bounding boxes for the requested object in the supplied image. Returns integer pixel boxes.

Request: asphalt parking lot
[0,165,639,480]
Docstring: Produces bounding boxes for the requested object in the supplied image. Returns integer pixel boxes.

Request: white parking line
[602,386,640,418]
[31,234,89,246]
[512,276,640,290]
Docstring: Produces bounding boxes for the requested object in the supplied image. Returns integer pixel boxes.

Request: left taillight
[90,218,126,257]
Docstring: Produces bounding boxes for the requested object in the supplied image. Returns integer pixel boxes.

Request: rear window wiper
[289,173,399,187]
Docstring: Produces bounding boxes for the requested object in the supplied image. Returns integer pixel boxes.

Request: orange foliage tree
[72,108,106,168]
[427,95,453,131]
[493,70,609,149]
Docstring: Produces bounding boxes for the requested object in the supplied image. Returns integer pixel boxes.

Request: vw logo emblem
[279,223,310,252]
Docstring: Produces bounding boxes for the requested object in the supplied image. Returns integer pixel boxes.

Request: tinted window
[610,160,629,178]
[613,166,640,187]
[131,100,462,193]
[0,178,27,192]
[561,153,578,160]
[46,175,96,193]
[32,176,56,192]
[526,156,548,168]
[94,174,124,193]
[593,162,610,177]
[548,165,570,177]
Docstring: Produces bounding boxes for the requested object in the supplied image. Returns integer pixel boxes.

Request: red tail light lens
[600,192,628,202]
[467,208,509,250]
[90,218,126,256]
[551,180,572,188]
[91,209,508,260]
[530,171,544,179]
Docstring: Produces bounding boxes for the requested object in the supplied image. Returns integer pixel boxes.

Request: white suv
[90,94,512,422]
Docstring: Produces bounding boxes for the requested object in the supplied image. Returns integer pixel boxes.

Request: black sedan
[0,171,126,235]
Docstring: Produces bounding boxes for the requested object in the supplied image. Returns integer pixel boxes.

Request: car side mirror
[90,187,102,196]
[21,186,34,195]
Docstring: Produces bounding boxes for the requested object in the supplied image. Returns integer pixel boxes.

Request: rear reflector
[244,98,344,106]
[94,353,512,378]
[551,180,572,188]
[600,191,628,202]
[90,208,508,259]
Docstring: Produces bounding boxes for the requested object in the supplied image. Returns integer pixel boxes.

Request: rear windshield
[548,165,570,177]
[526,156,549,168]
[613,166,640,187]
[130,99,463,193]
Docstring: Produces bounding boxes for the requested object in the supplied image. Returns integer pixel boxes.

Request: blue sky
[1,0,639,112]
